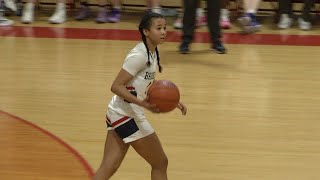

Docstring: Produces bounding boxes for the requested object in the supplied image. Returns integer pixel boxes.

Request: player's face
[146,18,167,45]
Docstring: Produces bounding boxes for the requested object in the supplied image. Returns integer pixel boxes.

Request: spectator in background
[172,0,206,29]
[0,0,16,26]
[147,0,161,14]
[75,0,121,23]
[220,0,231,29]
[237,0,262,33]
[75,0,161,23]
[179,0,226,54]
[277,0,316,30]
[21,0,66,24]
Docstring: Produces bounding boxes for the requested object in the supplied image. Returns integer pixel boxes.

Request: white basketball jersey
[108,42,158,117]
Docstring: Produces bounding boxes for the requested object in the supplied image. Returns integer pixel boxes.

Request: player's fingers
[148,103,160,113]
[181,105,187,115]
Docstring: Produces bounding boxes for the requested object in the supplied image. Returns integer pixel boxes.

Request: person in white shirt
[93,12,187,180]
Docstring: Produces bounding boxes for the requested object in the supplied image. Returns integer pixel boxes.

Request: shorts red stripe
[126,86,135,90]
[106,117,112,125]
[112,116,131,127]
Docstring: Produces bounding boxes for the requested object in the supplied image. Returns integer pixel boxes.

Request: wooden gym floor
[1,8,320,180]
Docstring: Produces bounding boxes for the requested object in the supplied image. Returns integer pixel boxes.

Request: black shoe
[179,42,190,54]
[212,40,226,54]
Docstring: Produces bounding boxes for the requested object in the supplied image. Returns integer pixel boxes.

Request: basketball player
[93,12,187,180]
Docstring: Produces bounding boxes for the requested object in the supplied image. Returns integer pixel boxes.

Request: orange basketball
[147,80,180,113]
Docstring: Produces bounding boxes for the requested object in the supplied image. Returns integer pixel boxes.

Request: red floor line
[0,110,94,179]
[0,26,320,46]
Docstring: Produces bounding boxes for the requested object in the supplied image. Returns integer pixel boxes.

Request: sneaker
[212,40,226,54]
[298,17,311,30]
[0,16,14,26]
[238,14,251,27]
[238,13,261,33]
[220,19,231,29]
[4,0,17,11]
[220,9,230,29]
[173,17,182,29]
[245,21,261,33]
[75,6,91,20]
[21,3,34,23]
[179,42,190,54]
[278,14,292,29]
[96,9,108,23]
[107,8,120,23]
[48,10,66,24]
[48,3,66,24]
[196,14,206,27]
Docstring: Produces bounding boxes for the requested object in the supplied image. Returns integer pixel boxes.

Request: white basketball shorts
[106,108,154,143]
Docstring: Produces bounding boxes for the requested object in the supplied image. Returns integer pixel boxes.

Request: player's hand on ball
[177,102,187,115]
[141,100,160,113]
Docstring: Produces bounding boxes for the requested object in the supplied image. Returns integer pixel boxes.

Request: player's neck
[146,39,157,54]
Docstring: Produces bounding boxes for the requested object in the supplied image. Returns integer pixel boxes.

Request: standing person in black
[179,0,226,54]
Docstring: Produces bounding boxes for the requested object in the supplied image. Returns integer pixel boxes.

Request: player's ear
[143,29,149,37]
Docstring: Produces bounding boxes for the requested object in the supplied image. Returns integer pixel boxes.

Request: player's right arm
[111,68,159,113]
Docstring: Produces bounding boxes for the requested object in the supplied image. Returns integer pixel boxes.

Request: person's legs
[195,0,206,27]
[75,0,92,20]
[244,0,260,12]
[207,0,226,54]
[278,0,293,29]
[220,0,231,29]
[221,0,229,16]
[93,130,130,180]
[3,0,16,11]
[238,0,261,33]
[148,0,161,14]
[301,0,315,22]
[174,0,205,29]
[21,0,35,23]
[278,0,292,15]
[0,0,15,26]
[173,0,183,29]
[130,133,168,180]
[179,0,197,54]
[48,0,66,24]
[96,0,109,23]
[107,0,121,23]
[206,0,221,41]
[298,0,315,30]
